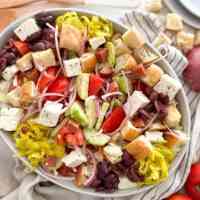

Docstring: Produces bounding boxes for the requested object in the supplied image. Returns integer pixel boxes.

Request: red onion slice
[83,149,97,187]
[101,91,123,101]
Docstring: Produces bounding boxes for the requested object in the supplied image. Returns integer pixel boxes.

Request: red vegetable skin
[108,81,119,93]
[166,194,192,200]
[135,64,146,76]
[13,41,30,55]
[186,163,200,200]
[46,76,70,101]
[57,120,84,146]
[183,47,200,92]
[57,164,73,177]
[95,48,108,63]
[37,66,59,92]
[102,106,126,133]
[89,74,104,96]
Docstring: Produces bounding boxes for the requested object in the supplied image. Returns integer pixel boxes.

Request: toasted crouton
[125,135,153,160]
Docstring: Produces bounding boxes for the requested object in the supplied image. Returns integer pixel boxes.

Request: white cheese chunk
[0,80,10,93]
[103,143,123,164]
[64,58,81,77]
[32,49,56,71]
[166,13,183,32]
[89,36,106,50]
[146,0,162,13]
[145,131,165,143]
[2,65,19,81]
[14,18,41,41]
[36,101,63,127]
[124,91,150,117]
[62,148,87,168]
[154,74,182,101]
[0,107,23,131]
[176,31,194,51]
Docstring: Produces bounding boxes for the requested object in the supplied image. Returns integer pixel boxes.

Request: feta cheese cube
[64,58,81,77]
[164,104,181,128]
[14,18,41,41]
[195,30,200,46]
[103,143,123,164]
[125,135,153,160]
[0,80,10,93]
[176,31,194,51]
[118,177,136,190]
[32,49,56,71]
[142,64,164,87]
[7,87,21,107]
[166,13,183,32]
[146,0,162,13]
[154,74,182,101]
[115,54,137,72]
[16,52,33,72]
[145,131,165,143]
[124,91,150,117]
[121,120,141,141]
[36,101,63,127]
[0,107,23,131]
[2,65,19,81]
[122,28,145,49]
[62,148,87,168]
[89,36,106,50]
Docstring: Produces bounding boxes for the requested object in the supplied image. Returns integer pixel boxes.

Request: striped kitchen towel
[1,9,200,200]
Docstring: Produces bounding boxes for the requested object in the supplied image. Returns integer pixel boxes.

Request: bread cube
[177,31,194,51]
[195,30,200,46]
[146,0,162,13]
[121,121,141,141]
[80,53,97,73]
[7,87,21,107]
[166,13,183,31]
[142,64,164,87]
[153,32,172,48]
[164,104,181,128]
[16,52,33,72]
[125,135,153,160]
[2,65,18,81]
[115,54,137,72]
[122,28,145,49]
[114,38,131,56]
[32,49,56,71]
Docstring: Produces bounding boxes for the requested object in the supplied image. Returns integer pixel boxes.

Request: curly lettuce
[14,120,65,168]
[56,12,113,38]
[136,144,175,185]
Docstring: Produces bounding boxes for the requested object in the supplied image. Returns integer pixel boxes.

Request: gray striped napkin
[1,9,200,200]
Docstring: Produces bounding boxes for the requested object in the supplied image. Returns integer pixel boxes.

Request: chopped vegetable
[89,74,104,96]
[106,42,116,67]
[102,106,126,133]
[14,120,65,167]
[13,41,30,55]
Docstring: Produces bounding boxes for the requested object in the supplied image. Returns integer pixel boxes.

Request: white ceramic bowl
[0,8,191,198]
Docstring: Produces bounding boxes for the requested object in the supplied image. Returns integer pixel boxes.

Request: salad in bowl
[0,10,190,194]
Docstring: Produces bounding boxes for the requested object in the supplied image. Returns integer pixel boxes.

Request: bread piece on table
[166,13,183,32]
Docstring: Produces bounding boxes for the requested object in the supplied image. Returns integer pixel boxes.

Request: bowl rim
[0,7,191,198]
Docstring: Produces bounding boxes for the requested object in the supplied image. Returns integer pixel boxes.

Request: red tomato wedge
[13,41,30,55]
[186,163,200,200]
[95,48,108,63]
[102,106,126,133]
[37,66,59,93]
[46,76,69,101]
[56,120,84,146]
[57,164,73,177]
[89,74,104,96]
[166,194,192,200]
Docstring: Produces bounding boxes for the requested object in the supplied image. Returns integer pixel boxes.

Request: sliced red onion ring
[101,91,123,101]
[55,26,65,74]
[141,113,158,132]
[83,149,97,187]
[46,23,56,31]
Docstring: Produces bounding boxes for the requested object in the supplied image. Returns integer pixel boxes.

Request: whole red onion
[183,46,200,92]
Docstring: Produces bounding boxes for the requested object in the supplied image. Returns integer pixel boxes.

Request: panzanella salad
[0,12,188,192]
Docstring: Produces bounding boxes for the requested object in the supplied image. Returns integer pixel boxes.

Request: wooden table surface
[0,0,133,31]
